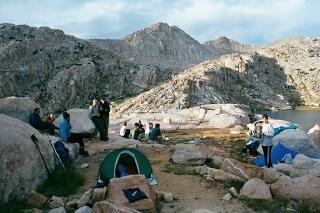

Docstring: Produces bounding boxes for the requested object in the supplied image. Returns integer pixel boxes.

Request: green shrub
[37,167,85,197]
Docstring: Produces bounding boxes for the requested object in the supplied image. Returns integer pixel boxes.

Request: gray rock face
[75,206,92,213]
[0,96,40,124]
[0,114,55,202]
[0,23,171,114]
[54,109,95,134]
[239,178,272,200]
[92,22,215,70]
[271,175,320,211]
[273,129,320,158]
[308,124,320,152]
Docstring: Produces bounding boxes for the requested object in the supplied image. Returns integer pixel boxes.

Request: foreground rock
[207,168,245,183]
[54,109,95,134]
[308,124,320,152]
[271,175,320,211]
[221,158,263,180]
[170,144,210,165]
[24,191,48,209]
[0,96,40,124]
[239,178,272,200]
[0,114,55,202]
[289,154,320,177]
[273,128,320,158]
[107,175,156,211]
[92,201,140,213]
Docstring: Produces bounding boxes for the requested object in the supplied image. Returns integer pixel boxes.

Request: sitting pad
[123,187,148,203]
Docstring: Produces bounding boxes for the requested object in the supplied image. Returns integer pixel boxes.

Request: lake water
[260,110,320,131]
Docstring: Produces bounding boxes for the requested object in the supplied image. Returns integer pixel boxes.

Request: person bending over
[59,112,88,156]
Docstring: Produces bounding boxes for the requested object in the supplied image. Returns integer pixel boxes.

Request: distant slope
[204,36,259,55]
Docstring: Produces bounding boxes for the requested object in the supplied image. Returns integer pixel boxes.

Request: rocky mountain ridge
[0,23,319,114]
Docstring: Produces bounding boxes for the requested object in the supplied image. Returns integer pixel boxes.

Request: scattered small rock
[222,193,232,201]
[228,187,239,197]
[48,196,65,209]
[93,187,107,203]
[192,209,217,213]
[239,178,272,200]
[286,207,297,212]
[48,207,66,213]
[163,192,174,203]
[200,165,208,176]
[80,163,89,169]
[24,191,48,209]
[75,206,92,213]
[66,199,78,208]
[77,189,94,208]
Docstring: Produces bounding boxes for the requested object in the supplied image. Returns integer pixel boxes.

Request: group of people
[119,121,162,143]
[89,97,110,141]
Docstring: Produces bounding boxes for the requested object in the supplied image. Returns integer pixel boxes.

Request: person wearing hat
[98,96,110,141]
[59,112,88,155]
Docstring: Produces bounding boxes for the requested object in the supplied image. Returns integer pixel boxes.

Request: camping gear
[48,137,66,170]
[255,142,298,167]
[30,134,51,175]
[273,124,297,136]
[53,140,71,166]
[194,137,200,145]
[99,148,158,185]
[122,187,148,203]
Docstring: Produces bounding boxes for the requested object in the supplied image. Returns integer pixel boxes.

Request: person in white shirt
[120,122,130,138]
[261,114,274,168]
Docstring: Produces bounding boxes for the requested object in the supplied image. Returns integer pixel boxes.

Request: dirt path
[70,138,255,213]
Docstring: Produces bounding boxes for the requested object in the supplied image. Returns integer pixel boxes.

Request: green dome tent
[99,148,157,185]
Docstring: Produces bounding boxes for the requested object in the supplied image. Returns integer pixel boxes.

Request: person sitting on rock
[89,99,108,141]
[138,123,146,141]
[260,114,274,168]
[148,123,162,143]
[130,123,140,140]
[29,108,54,135]
[120,122,130,138]
[59,112,88,156]
[145,122,153,136]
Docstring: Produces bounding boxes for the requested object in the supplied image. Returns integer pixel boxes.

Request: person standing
[98,97,110,141]
[59,112,88,155]
[89,99,107,141]
[261,114,274,168]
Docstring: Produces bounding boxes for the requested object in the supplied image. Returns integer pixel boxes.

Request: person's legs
[105,116,109,139]
[262,146,268,167]
[67,133,88,155]
[91,117,107,140]
[267,146,273,168]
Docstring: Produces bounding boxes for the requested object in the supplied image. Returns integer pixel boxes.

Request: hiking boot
[79,149,89,156]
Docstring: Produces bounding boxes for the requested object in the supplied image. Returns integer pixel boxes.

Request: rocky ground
[69,129,255,213]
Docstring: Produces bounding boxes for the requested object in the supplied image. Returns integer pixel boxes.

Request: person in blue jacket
[59,112,88,156]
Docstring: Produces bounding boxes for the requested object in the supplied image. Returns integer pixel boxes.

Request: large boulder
[239,178,272,200]
[107,175,156,211]
[54,109,95,134]
[0,114,55,202]
[308,124,320,152]
[170,143,212,166]
[92,201,140,213]
[289,154,320,178]
[271,175,320,211]
[273,128,320,158]
[207,168,246,183]
[0,96,40,124]
[221,158,263,180]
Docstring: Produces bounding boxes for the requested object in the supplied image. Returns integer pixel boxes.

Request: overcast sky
[0,0,319,44]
